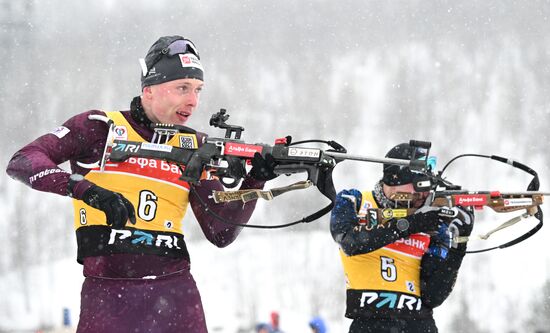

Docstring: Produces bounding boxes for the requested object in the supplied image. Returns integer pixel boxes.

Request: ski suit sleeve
[420,248,465,308]
[330,189,411,256]
[420,207,473,308]
[6,110,108,199]
[189,172,265,248]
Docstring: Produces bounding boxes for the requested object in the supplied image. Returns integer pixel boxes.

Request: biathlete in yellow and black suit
[330,143,474,333]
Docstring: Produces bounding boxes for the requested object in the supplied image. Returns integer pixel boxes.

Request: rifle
[78,109,432,228]
[362,154,547,253]
[371,191,544,219]
[104,109,430,195]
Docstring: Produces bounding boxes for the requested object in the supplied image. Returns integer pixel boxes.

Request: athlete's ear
[142,86,153,100]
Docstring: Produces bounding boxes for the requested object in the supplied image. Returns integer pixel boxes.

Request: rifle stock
[363,191,546,226]
[390,191,545,213]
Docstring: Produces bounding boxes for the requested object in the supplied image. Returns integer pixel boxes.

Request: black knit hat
[141,35,204,89]
[382,143,427,186]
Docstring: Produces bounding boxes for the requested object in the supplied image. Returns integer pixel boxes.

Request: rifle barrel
[435,191,550,196]
[496,192,550,196]
[324,152,411,166]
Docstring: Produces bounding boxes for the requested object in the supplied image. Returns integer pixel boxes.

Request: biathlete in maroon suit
[6,35,279,333]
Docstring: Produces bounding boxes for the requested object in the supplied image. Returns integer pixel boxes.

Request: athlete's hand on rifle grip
[330,189,362,243]
[250,152,278,181]
[448,208,474,238]
[82,185,137,229]
[333,189,361,223]
[406,206,444,235]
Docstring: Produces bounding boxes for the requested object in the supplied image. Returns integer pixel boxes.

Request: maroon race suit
[6,96,265,332]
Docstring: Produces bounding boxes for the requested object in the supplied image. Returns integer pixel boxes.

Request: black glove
[448,208,474,237]
[82,185,136,229]
[447,208,474,251]
[249,152,278,181]
[406,206,444,235]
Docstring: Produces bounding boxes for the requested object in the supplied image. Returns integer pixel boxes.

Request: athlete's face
[142,78,203,125]
[383,182,429,208]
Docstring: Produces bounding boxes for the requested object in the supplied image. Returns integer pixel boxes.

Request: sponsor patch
[225,142,263,157]
[504,198,533,207]
[288,147,321,158]
[359,291,422,311]
[50,126,70,139]
[113,126,128,140]
[178,53,204,71]
[29,168,69,183]
[141,142,173,152]
[367,209,378,225]
[454,194,487,206]
[382,208,408,219]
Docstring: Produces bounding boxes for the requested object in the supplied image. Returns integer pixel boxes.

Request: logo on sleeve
[114,126,128,140]
[50,126,70,139]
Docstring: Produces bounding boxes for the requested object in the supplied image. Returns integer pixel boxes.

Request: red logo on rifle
[225,143,263,157]
[454,195,487,206]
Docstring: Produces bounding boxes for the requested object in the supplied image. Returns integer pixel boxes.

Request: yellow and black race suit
[72,111,197,262]
[330,189,467,320]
